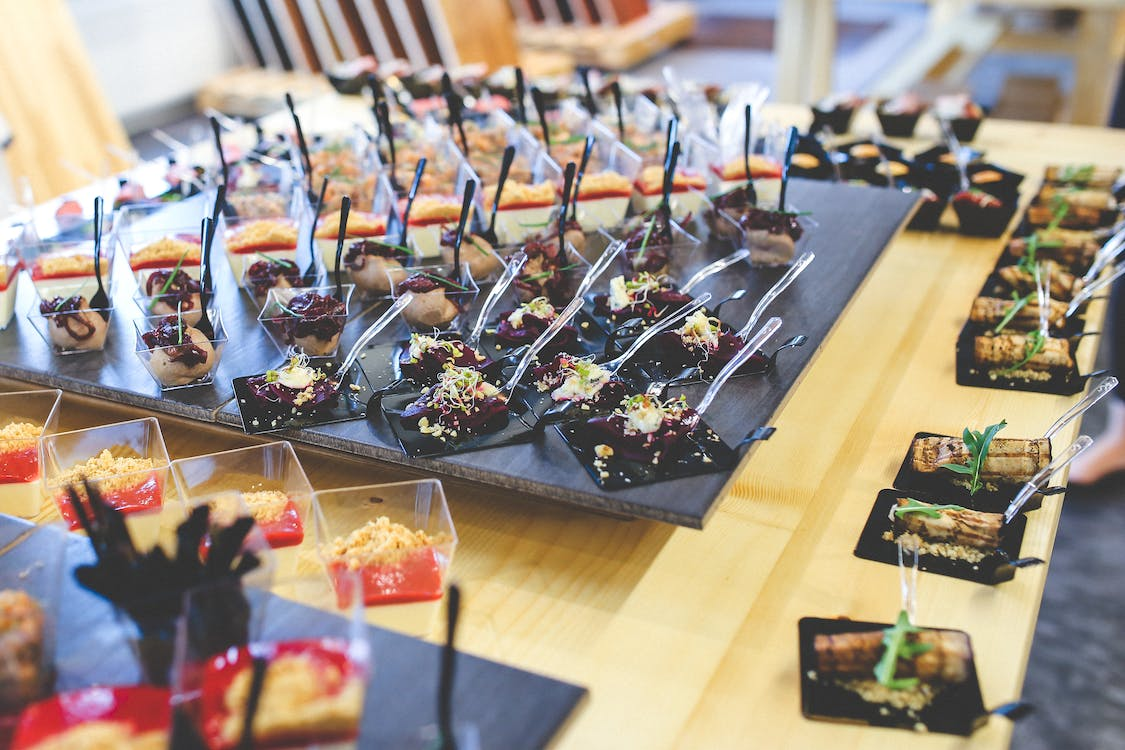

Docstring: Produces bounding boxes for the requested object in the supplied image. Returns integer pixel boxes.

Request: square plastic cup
[630,165,711,220]
[115,200,207,282]
[223,182,299,221]
[27,284,113,356]
[39,417,176,550]
[510,242,591,306]
[0,389,61,517]
[313,172,396,273]
[170,442,314,577]
[0,251,21,331]
[24,238,114,302]
[313,479,456,634]
[131,274,210,326]
[597,219,705,285]
[257,284,355,358]
[391,263,480,334]
[222,216,302,279]
[699,194,815,268]
[134,310,227,391]
[0,524,67,738]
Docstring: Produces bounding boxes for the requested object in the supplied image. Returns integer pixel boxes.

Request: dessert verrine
[0,255,20,330]
[405,195,465,258]
[48,448,163,531]
[314,208,387,272]
[513,239,584,305]
[0,390,60,518]
[322,516,453,605]
[619,207,680,276]
[710,154,783,207]
[572,170,634,231]
[394,267,477,331]
[739,206,805,266]
[398,333,488,385]
[495,296,579,351]
[11,686,170,750]
[487,180,558,246]
[137,314,223,389]
[28,242,106,300]
[245,257,304,307]
[35,293,110,353]
[587,393,700,464]
[207,489,305,550]
[594,272,692,324]
[400,365,510,440]
[224,218,300,277]
[345,237,412,296]
[439,226,502,280]
[532,353,629,410]
[632,164,708,217]
[196,638,364,750]
[259,287,351,357]
[140,268,203,324]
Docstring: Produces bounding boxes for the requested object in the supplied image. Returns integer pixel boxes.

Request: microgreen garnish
[1046,202,1069,232]
[255,251,295,267]
[1059,164,1094,183]
[634,213,657,262]
[518,220,552,229]
[997,330,1047,375]
[147,245,193,311]
[941,419,1007,495]
[523,263,581,283]
[873,609,934,690]
[419,271,468,291]
[894,499,967,518]
[993,291,1032,334]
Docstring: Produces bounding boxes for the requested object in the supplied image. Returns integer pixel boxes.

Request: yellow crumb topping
[323,516,448,568]
[636,165,706,194]
[408,196,462,223]
[0,421,40,453]
[35,253,95,277]
[25,721,166,750]
[130,237,200,267]
[577,171,632,197]
[315,210,386,239]
[53,448,157,493]
[489,180,556,209]
[226,220,299,254]
[240,489,290,524]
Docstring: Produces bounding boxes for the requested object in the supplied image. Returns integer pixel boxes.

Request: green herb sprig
[523,263,581,283]
[255,251,295,267]
[993,291,1032,334]
[147,245,194,312]
[634,213,657,262]
[997,330,1046,375]
[894,499,967,518]
[419,271,468,291]
[941,419,1007,496]
[874,610,934,690]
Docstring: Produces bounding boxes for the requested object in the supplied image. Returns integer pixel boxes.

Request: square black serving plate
[555,416,739,491]
[513,359,650,424]
[798,617,989,736]
[635,334,809,388]
[231,361,372,434]
[954,324,1100,396]
[968,273,1088,339]
[853,489,1041,585]
[892,431,1060,513]
[477,308,612,361]
[380,390,540,458]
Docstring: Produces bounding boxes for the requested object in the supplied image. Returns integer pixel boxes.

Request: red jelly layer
[130,257,202,271]
[496,200,555,211]
[55,473,163,531]
[575,188,633,200]
[711,164,783,180]
[258,500,304,549]
[29,266,92,281]
[407,214,460,227]
[635,181,706,196]
[0,446,38,484]
[197,639,361,750]
[227,241,298,255]
[327,546,445,607]
[12,686,170,749]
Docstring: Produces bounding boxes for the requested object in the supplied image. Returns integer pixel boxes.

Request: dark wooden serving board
[1,515,585,749]
[0,182,917,527]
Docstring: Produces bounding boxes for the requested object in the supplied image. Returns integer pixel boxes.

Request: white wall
[68,0,247,132]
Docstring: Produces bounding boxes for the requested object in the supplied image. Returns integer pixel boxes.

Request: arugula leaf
[942,419,1007,495]
[874,609,926,689]
[997,330,1046,376]
[894,499,967,518]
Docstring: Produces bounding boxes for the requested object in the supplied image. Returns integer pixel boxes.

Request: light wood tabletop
[5,104,1122,748]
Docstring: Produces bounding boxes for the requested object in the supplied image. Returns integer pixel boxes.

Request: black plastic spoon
[375,100,400,194]
[571,135,595,221]
[436,584,461,750]
[451,181,476,279]
[742,104,758,203]
[89,196,110,319]
[530,86,551,156]
[778,126,800,212]
[304,177,330,282]
[366,72,384,109]
[514,67,527,125]
[285,92,313,193]
[203,183,224,294]
[398,159,428,247]
[660,140,681,214]
[610,80,625,140]
[578,66,598,115]
[195,216,216,339]
[558,162,577,249]
[484,145,515,245]
[237,656,269,750]
[209,117,229,187]
[334,195,350,300]
[442,72,469,157]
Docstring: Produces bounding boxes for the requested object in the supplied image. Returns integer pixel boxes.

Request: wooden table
[6,106,1121,748]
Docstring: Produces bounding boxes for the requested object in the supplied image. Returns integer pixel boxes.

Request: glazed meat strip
[814,629,971,684]
[1036,185,1117,210]
[974,333,1074,372]
[969,296,1068,331]
[910,435,1051,483]
[997,262,1082,300]
[1044,165,1121,189]
[892,498,1003,551]
[1007,228,1099,269]
[1026,199,1115,230]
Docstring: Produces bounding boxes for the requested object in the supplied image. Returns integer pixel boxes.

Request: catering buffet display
[0,60,1120,747]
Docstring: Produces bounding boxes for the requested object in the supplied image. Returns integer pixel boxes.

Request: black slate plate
[891,431,1059,513]
[799,616,989,736]
[955,325,1102,396]
[853,489,1042,585]
[555,416,742,491]
[478,308,611,361]
[968,271,1088,338]
[513,360,649,424]
[637,334,809,388]
[381,390,538,458]
[231,361,372,434]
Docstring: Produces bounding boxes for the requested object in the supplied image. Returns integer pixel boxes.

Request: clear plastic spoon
[1044,376,1118,439]
[680,248,751,294]
[1004,435,1093,524]
[736,251,815,340]
[695,317,782,416]
[333,292,414,379]
[465,253,528,352]
[602,293,712,376]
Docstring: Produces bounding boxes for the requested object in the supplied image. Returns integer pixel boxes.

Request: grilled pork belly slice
[814,629,972,684]
[892,498,1003,551]
[997,262,1082,300]
[969,296,1068,331]
[973,333,1073,372]
[910,435,1050,483]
